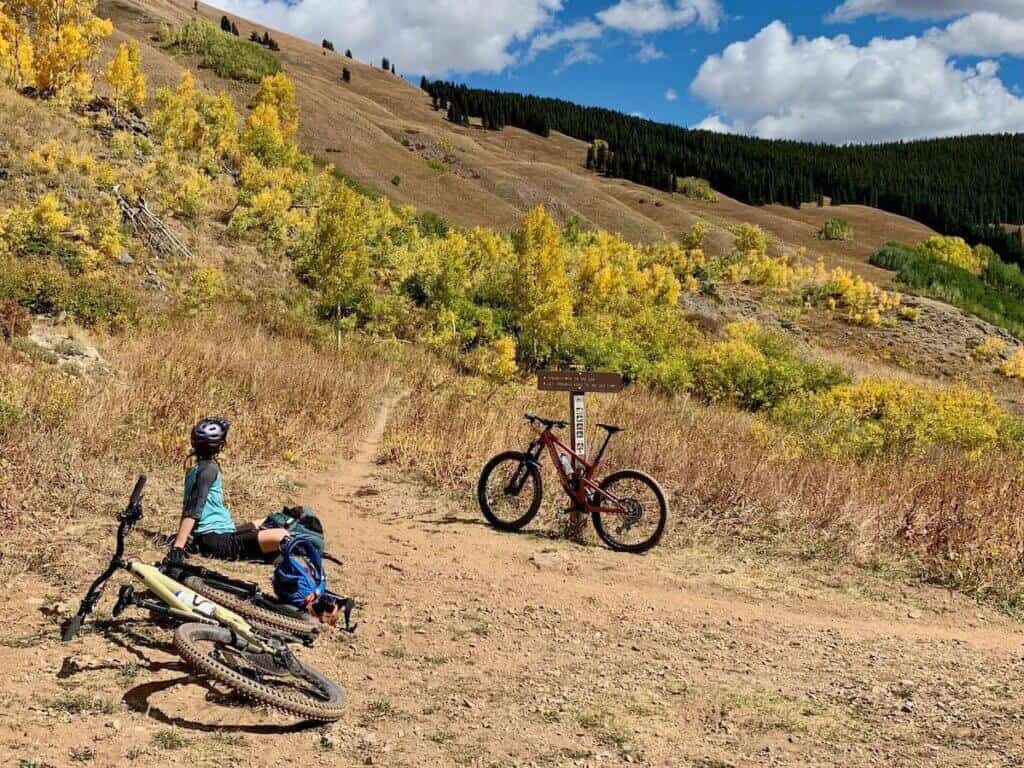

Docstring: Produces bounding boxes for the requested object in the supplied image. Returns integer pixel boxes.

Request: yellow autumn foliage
[2,0,112,101]
[974,336,1006,362]
[105,40,145,113]
[1001,349,1024,379]
[917,235,990,275]
[772,378,1024,458]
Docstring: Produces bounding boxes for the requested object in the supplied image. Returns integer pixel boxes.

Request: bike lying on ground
[162,560,356,645]
[61,476,349,721]
[478,414,668,553]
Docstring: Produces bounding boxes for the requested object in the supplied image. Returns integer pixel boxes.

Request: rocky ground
[2,403,1023,768]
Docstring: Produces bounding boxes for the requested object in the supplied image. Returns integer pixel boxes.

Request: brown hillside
[98,0,933,282]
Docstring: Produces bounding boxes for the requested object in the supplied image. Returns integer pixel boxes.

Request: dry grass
[383,363,1024,608]
[0,314,395,580]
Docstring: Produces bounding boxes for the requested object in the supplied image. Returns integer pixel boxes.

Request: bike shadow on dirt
[416,511,595,547]
[60,618,317,735]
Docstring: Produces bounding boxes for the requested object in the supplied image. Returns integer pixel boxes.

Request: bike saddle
[596,423,624,433]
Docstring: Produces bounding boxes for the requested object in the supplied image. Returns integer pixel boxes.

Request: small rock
[320,732,335,750]
[116,252,134,266]
[907,610,923,620]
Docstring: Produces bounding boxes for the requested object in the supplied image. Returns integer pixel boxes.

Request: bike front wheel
[174,623,346,721]
[592,470,667,553]
[477,451,543,531]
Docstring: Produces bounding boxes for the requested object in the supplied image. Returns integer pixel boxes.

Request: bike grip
[129,474,147,506]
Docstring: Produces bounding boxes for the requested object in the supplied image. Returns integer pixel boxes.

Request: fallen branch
[114,186,192,260]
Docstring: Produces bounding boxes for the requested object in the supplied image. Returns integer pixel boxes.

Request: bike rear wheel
[592,470,667,553]
[478,451,543,531]
[174,623,346,721]
[183,576,319,643]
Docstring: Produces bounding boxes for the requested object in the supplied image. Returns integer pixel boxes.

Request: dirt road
[2,403,1023,767]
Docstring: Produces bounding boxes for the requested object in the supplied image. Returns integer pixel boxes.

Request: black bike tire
[477,451,543,531]
[174,623,346,721]
[591,470,668,553]
[183,577,319,642]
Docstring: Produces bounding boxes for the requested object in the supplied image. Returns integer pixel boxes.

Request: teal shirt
[183,460,236,535]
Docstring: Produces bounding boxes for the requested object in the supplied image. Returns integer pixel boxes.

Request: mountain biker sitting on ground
[164,418,289,567]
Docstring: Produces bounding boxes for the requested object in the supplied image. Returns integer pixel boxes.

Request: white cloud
[214,0,562,75]
[597,0,722,33]
[528,19,603,59]
[634,42,666,61]
[691,20,1024,143]
[665,87,678,101]
[558,41,601,71]
[926,11,1024,56]
[829,1,1024,22]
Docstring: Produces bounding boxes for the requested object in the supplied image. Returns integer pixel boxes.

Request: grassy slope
[98,0,934,284]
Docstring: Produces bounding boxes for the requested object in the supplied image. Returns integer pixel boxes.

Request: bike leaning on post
[477,413,668,552]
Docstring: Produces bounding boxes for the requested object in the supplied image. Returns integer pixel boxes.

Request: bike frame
[125,560,264,648]
[526,426,628,515]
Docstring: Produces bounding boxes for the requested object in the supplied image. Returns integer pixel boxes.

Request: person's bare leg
[256,527,289,554]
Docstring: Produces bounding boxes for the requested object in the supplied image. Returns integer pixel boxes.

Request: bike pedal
[112,585,135,617]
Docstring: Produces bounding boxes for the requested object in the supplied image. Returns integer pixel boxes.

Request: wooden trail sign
[536,371,624,394]
[537,371,624,461]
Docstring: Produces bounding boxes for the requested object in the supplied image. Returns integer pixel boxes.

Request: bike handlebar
[524,413,568,429]
[119,474,146,525]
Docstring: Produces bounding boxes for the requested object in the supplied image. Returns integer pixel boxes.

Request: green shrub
[676,176,717,202]
[688,320,849,410]
[870,242,1024,339]
[0,257,138,329]
[166,19,280,82]
[818,218,853,241]
[415,211,450,238]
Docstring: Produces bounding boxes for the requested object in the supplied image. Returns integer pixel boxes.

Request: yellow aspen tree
[0,6,35,86]
[511,206,574,361]
[251,72,298,140]
[105,39,145,113]
[240,101,294,167]
[13,0,113,101]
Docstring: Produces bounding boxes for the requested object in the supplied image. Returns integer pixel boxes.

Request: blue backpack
[273,536,327,610]
[261,506,325,554]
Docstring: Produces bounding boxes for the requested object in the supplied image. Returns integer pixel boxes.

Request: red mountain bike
[477,414,668,553]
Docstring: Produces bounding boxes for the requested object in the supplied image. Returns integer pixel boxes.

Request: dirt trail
[2,400,1024,768]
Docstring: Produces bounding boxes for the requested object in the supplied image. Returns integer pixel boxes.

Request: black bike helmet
[190,417,230,457]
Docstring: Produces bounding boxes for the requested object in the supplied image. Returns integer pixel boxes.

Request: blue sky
[217,0,1024,143]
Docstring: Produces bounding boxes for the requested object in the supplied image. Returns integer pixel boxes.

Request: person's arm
[172,516,196,549]
[182,461,218,521]
[167,461,218,563]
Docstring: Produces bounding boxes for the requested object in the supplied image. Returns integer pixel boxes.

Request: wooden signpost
[537,371,625,461]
